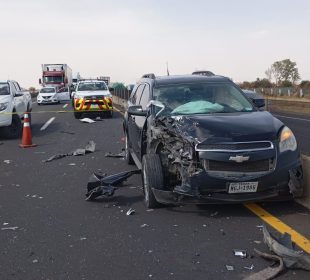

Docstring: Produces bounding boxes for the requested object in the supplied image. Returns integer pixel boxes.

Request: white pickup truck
[0,80,32,138]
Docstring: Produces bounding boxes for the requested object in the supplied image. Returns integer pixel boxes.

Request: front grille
[85,96,105,100]
[196,141,273,151]
[204,159,273,173]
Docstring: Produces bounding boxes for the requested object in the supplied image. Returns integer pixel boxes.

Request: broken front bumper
[152,158,303,205]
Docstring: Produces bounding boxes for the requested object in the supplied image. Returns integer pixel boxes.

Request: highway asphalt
[0,102,309,280]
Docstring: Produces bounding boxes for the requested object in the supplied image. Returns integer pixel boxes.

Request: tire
[125,133,134,165]
[107,110,113,118]
[74,112,82,119]
[142,154,164,208]
[3,113,22,139]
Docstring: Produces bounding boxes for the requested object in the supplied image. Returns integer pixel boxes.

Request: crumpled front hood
[170,111,284,143]
[75,90,111,97]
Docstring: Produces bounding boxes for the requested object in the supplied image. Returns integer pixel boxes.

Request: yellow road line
[245,203,310,253]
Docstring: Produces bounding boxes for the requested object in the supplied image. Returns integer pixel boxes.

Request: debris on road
[80,118,96,123]
[244,249,284,280]
[1,226,19,231]
[245,225,310,279]
[105,149,126,158]
[3,160,12,164]
[60,130,75,135]
[126,208,136,216]
[85,170,141,201]
[44,141,96,162]
[68,163,76,166]
[233,249,247,258]
[140,224,149,228]
[244,265,254,270]
[32,259,39,264]
[226,265,234,271]
[63,104,68,109]
[262,225,310,270]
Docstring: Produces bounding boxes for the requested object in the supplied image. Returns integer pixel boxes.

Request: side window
[10,83,17,95]
[132,84,145,105]
[13,82,20,92]
[15,82,21,91]
[139,84,150,110]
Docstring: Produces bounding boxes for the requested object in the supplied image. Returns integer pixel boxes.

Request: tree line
[238,59,310,89]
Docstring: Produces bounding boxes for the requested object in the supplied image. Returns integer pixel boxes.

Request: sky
[0,0,309,88]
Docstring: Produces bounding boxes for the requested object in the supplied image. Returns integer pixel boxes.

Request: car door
[11,82,25,115]
[57,87,70,101]
[131,84,150,161]
[128,84,145,159]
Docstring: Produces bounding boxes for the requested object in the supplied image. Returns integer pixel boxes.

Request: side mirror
[252,98,265,108]
[109,87,115,92]
[15,91,24,97]
[128,105,147,116]
[39,78,42,84]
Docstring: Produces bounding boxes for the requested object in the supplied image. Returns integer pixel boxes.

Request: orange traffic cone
[19,113,37,148]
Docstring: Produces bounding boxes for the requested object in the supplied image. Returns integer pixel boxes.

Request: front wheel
[142,154,164,208]
[2,114,22,139]
[74,112,82,119]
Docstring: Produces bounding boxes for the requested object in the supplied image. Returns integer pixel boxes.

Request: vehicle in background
[72,79,113,119]
[39,64,72,91]
[72,72,81,87]
[124,73,303,208]
[0,80,32,138]
[98,76,110,86]
[243,89,265,110]
[37,87,59,105]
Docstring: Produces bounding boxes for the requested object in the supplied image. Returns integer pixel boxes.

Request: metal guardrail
[112,89,131,101]
[253,87,310,98]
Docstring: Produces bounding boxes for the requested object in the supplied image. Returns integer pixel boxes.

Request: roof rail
[142,73,156,79]
[192,71,215,76]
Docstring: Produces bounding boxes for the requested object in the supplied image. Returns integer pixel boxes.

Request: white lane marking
[274,114,310,122]
[63,104,68,109]
[40,117,55,131]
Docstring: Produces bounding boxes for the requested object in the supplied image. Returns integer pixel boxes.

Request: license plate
[228,182,258,194]
[90,104,99,109]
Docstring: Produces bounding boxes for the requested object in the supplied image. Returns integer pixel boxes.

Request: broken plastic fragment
[244,249,284,280]
[105,150,126,158]
[244,265,254,270]
[85,170,141,200]
[126,208,136,216]
[80,118,96,123]
[44,141,96,162]
[226,265,234,271]
[3,160,12,164]
[1,226,19,231]
[262,225,310,270]
[233,249,247,258]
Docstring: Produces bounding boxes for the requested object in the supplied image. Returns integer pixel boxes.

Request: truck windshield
[0,83,10,95]
[43,76,64,83]
[77,82,108,91]
[153,83,254,116]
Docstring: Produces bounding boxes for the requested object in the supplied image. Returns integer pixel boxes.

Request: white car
[37,87,59,105]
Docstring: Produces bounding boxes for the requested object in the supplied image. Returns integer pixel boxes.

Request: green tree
[266,59,300,85]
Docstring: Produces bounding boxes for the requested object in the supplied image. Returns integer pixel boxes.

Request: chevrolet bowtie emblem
[229,155,250,163]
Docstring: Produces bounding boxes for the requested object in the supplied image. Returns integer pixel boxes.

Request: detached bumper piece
[85,170,141,201]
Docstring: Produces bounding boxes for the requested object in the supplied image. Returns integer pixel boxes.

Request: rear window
[0,83,10,95]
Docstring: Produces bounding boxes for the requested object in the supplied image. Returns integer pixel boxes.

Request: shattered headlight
[0,102,9,111]
[279,126,297,153]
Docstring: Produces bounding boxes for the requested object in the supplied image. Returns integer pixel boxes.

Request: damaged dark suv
[123,73,303,208]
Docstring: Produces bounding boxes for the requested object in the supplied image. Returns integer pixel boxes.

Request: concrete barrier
[297,155,310,209]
